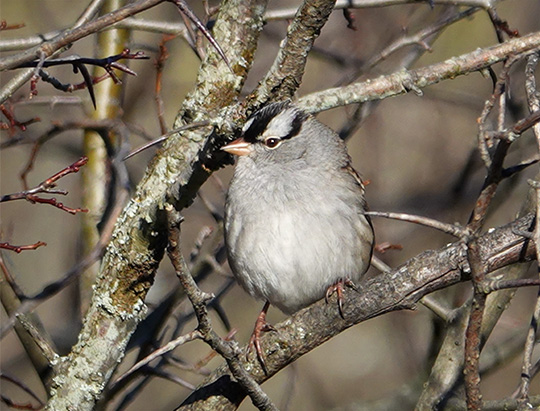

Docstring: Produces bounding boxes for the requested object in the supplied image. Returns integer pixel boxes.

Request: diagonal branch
[298,31,540,113]
[247,0,337,108]
[178,213,535,410]
[44,1,269,409]
[0,0,163,73]
[165,205,278,411]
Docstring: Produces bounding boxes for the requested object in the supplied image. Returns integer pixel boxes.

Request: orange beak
[221,138,253,156]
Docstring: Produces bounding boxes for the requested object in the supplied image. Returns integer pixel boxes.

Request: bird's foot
[247,301,274,374]
[325,278,357,319]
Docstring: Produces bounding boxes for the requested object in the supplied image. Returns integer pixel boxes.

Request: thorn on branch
[502,157,540,179]
[16,49,149,109]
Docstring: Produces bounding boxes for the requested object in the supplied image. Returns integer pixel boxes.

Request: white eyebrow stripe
[263,108,296,138]
[242,117,255,133]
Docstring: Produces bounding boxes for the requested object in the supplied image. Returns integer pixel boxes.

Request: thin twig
[168,0,230,69]
[73,0,107,28]
[476,54,522,168]
[365,210,469,238]
[154,35,177,135]
[342,6,480,84]
[0,179,127,338]
[0,0,163,72]
[0,374,44,410]
[112,330,202,388]
[0,103,40,136]
[1,157,89,214]
[123,121,211,160]
[264,0,493,21]
[146,367,197,390]
[0,241,47,253]
[165,204,278,411]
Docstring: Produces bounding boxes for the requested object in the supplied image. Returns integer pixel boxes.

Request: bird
[221,101,374,370]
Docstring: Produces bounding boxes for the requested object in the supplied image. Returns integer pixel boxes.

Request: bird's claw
[325,278,356,319]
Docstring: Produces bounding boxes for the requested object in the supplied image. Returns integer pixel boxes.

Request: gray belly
[225,202,372,314]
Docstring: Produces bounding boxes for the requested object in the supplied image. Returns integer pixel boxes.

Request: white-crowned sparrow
[222,101,374,366]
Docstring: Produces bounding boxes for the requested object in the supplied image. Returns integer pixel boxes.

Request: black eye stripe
[242,101,308,144]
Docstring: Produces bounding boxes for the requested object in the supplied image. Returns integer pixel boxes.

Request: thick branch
[44,1,268,410]
[247,0,337,107]
[178,214,535,410]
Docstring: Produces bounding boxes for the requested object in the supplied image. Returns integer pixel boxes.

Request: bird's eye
[264,137,281,149]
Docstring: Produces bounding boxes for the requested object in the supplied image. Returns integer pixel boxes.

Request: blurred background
[1,0,540,409]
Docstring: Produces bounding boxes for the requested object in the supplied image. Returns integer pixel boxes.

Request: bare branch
[365,210,469,237]
[0,0,163,72]
[178,213,535,410]
[298,32,540,113]
[166,204,278,411]
[0,241,46,253]
[1,157,89,214]
[112,329,202,389]
[43,1,269,409]
[0,374,44,411]
[247,0,338,107]
[168,0,230,69]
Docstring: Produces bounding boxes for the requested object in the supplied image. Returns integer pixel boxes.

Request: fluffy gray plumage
[224,102,374,314]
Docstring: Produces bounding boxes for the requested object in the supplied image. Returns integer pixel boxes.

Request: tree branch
[298,31,540,113]
[0,0,163,72]
[247,0,337,107]
[178,213,535,410]
[44,1,268,409]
